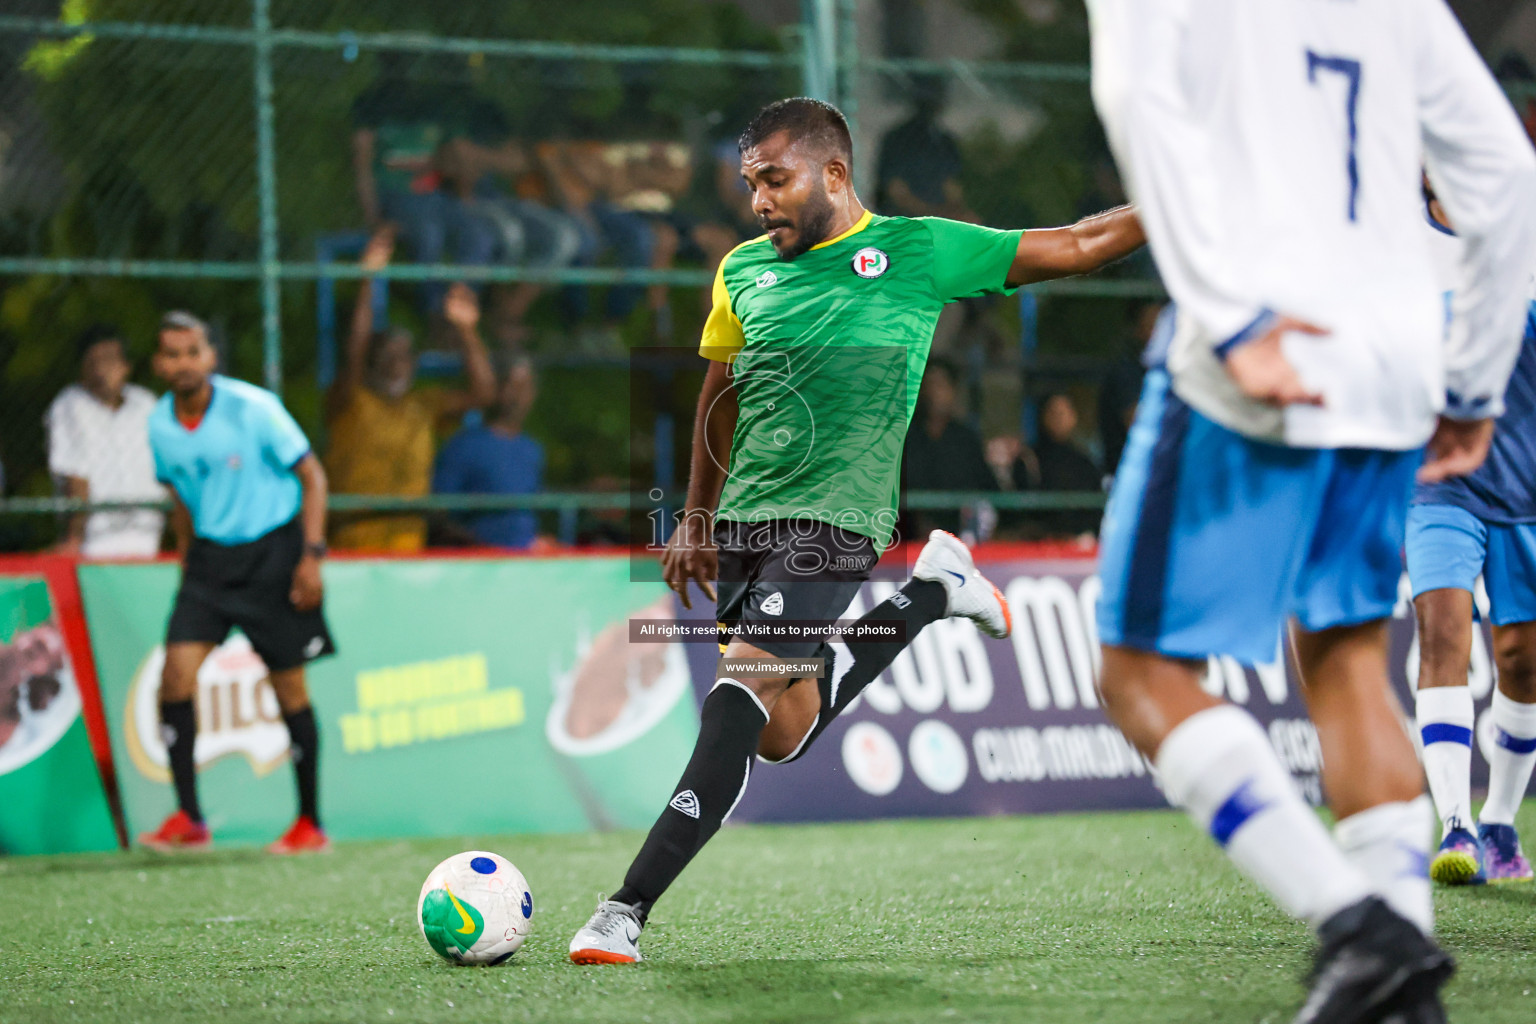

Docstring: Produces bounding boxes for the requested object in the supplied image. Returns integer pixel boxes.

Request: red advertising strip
[0,555,128,849]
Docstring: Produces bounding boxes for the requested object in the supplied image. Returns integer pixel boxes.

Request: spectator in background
[433,100,584,347]
[876,77,975,222]
[902,357,995,537]
[536,140,658,346]
[1035,391,1102,538]
[1098,300,1163,474]
[325,229,496,552]
[45,324,164,557]
[350,55,499,315]
[431,357,544,550]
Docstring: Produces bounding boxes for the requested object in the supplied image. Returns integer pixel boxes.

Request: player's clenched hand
[290,555,324,612]
[1418,416,1495,484]
[1223,316,1329,408]
[661,514,717,611]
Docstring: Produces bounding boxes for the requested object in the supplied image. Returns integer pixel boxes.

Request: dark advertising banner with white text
[679,553,1512,824]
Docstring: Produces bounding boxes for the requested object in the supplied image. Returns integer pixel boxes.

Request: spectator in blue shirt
[432,358,543,549]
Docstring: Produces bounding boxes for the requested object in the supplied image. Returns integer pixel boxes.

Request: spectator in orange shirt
[324,228,496,551]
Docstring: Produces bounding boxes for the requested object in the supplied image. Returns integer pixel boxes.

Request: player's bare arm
[1006,205,1145,287]
[1419,417,1496,484]
[438,284,498,417]
[325,225,394,422]
[168,491,193,560]
[290,454,328,612]
[663,360,736,609]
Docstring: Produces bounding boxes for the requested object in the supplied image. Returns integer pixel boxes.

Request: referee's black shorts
[167,517,336,673]
[714,518,876,663]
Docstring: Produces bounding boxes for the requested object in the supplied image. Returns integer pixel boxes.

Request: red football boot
[266,815,332,855]
[139,810,211,853]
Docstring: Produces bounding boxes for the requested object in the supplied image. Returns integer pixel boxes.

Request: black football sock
[612,681,768,920]
[160,699,202,824]
[777,577,948,764]
[283,705,321,826]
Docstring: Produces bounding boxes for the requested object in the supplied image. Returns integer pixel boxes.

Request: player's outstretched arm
[1006,205,1145,287]
[662,359,737,609]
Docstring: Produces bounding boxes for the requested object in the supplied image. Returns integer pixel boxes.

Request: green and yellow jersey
[700,210,1021,552]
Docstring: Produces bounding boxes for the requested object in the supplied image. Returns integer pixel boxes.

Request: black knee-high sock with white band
[613,680,768,920]
[771,577,948,764]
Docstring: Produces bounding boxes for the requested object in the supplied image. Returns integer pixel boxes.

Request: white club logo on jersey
[851,247,889,279]
[755,269,778,288]
[669,790,701,818]
[760,591,785,616]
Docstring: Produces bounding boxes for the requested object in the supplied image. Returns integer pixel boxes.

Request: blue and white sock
[1479,690,1536,826]
[1334,796,1434,935]
[1156,705,1371,929]
[1415,685,1474,835]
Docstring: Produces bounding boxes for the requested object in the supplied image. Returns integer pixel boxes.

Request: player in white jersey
[1087,1,1536,1021]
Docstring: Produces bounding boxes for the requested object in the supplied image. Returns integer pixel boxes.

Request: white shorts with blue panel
[1098,370,1422,664]
[1405,503,1536,625]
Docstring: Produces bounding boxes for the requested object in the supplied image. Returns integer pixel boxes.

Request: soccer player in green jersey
[570,98,1145,964]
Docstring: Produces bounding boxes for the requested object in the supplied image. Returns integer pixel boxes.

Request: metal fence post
[801,0,836,102]
[252,0,282,394]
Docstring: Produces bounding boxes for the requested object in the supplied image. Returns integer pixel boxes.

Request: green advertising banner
[78,557,697,848]
[0,575,120,855]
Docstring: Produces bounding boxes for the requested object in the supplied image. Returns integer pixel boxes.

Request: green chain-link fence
[0,0,1184,552]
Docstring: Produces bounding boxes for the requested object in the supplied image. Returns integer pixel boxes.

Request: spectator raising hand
[323,230,496,554]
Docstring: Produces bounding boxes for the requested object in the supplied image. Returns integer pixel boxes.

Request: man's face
[1042,395,1079,442]
[494,363,537,423]
[741,131,840,260]
[153,328,217,396]
[368,334,417,399]
[81,339,130,400]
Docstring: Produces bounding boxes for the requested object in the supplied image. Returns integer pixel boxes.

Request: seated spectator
[431,358,543,550]
[433,103,584,347]
[902,358,995,538]
[350,55,499,316]
[983,434,1040,539]
[536,140,657,345]
[1035,392,1103,537]
[45,324,164,557]
[876,77,976,222]
[325,229,496,552]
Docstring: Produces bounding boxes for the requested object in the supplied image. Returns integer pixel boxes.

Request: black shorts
[167,518,336,673]
[714,519,876,662]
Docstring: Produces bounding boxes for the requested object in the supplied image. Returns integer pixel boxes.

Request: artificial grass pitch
[2,806,1533,1024]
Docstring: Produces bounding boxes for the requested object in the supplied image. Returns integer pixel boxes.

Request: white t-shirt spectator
[46,383,165,557]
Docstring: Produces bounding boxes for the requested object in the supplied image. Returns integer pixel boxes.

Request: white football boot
[569,900,644,964]
[912,530,1012,639]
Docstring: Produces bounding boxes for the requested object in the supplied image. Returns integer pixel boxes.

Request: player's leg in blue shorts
[1404,504,1491,882]
[1478,519,1536,880]
[1095,369,1439,992]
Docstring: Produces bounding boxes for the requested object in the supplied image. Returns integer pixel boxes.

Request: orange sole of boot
[569,948,638,965]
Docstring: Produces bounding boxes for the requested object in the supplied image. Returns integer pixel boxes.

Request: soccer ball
[417,851,533,965]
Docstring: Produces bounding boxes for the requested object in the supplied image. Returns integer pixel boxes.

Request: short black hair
[75,323,123,361]
[158,310,209,339]
[738,97,853,165]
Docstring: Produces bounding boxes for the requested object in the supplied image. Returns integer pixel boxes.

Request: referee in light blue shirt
[139,311,335,856]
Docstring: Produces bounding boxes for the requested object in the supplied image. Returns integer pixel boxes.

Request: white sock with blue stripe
[1479,690,1536,826]
[1414,685,1474,835]
[1156,705,1371,930]
[1334,796,1434,935]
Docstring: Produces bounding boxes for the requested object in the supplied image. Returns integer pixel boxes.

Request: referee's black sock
[613,681,768,921]
[283,705,321,826]
[778,577,948,764]
[160,699,202,824]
